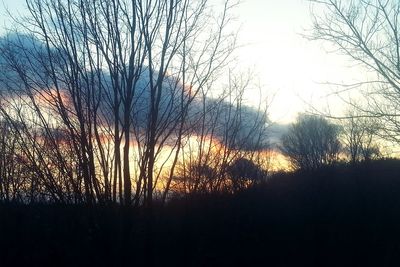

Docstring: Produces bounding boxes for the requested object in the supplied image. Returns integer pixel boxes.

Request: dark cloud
[0,33,270,151]
[268,123,290,148]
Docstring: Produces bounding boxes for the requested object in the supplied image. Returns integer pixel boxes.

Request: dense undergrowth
[2,159,400,266]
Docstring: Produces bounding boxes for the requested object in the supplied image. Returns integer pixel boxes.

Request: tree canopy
[280,114,341,170]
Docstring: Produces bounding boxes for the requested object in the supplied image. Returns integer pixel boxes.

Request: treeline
[2,159,400,266]
[280,114,384,171]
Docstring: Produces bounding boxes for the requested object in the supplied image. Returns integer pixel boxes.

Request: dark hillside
[2,159,400,266]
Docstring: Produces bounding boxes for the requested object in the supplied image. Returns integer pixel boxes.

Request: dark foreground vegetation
[2,159,400,266]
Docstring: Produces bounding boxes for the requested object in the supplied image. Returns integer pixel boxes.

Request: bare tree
[0,119,27,202]
[341,108,381,163]
[280,114,341,171]
[309,0,400,145]
[0,0,238,206]
[168,72,270,196]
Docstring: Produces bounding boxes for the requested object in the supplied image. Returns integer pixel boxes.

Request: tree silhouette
[341,109,382,163]
[280,114,341,171]
[227,158,266,192]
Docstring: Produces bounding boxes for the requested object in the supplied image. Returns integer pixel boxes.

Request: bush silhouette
[280,114,341,170]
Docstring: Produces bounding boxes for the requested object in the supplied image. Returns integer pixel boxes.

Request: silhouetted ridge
[1,159,400,266]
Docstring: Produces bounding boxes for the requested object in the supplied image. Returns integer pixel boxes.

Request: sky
[232,0,368,123]
[0,0,366,124]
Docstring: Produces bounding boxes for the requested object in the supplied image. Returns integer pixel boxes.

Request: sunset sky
[0,0,367,123]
